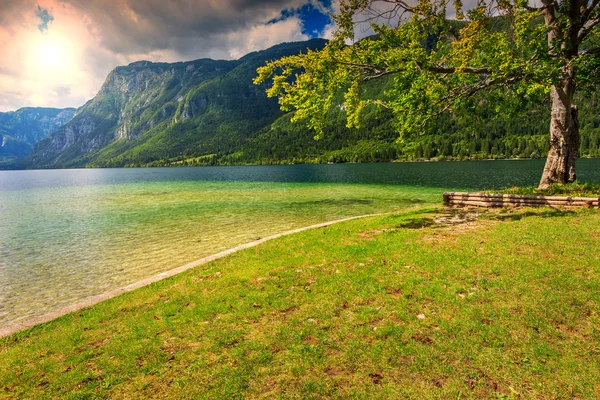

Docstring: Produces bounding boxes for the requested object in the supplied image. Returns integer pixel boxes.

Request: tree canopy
[255,0,600,188]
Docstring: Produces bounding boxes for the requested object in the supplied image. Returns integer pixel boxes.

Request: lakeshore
[0,213,386,338]
[10,160,599,330]
[1,206,599,398]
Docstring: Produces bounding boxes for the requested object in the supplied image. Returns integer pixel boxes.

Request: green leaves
[255,0,599,140]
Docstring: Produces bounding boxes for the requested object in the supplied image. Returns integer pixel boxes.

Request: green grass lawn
[1,207,599,399]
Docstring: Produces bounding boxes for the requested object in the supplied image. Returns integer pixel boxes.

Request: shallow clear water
[1,160,600,328]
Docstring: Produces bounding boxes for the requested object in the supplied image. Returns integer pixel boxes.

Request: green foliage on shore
[2,207,599,398]
[255,1,599,188]
[496,182,600,197]
[136,89,600,168]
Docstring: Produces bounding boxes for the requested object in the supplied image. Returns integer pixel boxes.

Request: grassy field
[1,207,599,399]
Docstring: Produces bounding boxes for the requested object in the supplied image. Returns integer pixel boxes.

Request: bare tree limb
[369,99,393,110]
[541,0,564,42]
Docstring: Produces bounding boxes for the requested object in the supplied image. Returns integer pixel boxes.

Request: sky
[0,0,338,112]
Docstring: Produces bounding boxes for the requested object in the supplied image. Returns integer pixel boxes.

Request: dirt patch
[385,287,403,297]
[304,336,319,345]
[358,229,387,241]
[433,209,481,226]
[416,210,487,246]
[369,373,384,384]
[77,338,110,353]
[411,334,434,345]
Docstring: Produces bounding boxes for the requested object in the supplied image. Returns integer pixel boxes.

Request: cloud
[0,0,323,111]
[227,17,310,59]
[35,5,54,33]
[60,0,309,57]
[53,85,71,97]
[268,0,332,37]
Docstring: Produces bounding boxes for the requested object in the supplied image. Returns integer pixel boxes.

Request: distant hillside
[0,108,75,165]
[19,38,600,170]
[23,40,328,169]
[141,86,600,167]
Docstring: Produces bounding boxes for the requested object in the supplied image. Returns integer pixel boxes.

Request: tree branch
[352,1,414,27]
[332,60,386,73]
[419,63,490,75]
[579,46,600,56]
[363,70,396,81]
[369,100,393,110]
[413,77,502,129]
[578,16,600,41]
[332,59,490,81]
[405,74,526,130]
[541,0,564,42]
[580,0,600,25]
[437,76,501,105]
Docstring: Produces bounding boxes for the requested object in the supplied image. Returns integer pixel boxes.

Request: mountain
[20,38,600,169]
[0,108,75,162]
[24,39,328,169]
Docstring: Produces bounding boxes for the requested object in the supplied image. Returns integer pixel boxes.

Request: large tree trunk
[538,78,580,189]
[538,0,583,190]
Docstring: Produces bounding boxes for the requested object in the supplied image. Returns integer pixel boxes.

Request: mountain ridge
[13,38,600,169]
[0,107,76,165]
[23,39,328,169]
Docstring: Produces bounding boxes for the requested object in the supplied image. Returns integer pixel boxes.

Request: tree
[255,0,600,189]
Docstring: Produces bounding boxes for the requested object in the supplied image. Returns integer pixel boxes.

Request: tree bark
[538,78,580,189]
[538,0,583,189]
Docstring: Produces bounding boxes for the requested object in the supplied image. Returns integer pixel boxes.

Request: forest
[140,88,600,168]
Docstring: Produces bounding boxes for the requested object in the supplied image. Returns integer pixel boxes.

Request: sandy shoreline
[0,212,386,338]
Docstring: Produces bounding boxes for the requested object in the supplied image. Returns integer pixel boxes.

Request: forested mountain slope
[0,108,75,164]
[145,88,600,167]
[24,40,328,169]
[21,38,600,169]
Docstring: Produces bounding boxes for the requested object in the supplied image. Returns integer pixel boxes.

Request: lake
[1,159,600,328]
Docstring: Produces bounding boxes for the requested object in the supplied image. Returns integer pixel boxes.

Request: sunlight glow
[39,40,64,68]
[28,34,73,74]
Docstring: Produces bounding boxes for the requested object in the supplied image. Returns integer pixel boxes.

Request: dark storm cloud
[0,0,308,57]
[61,0,307,57]
[35,5,54,33]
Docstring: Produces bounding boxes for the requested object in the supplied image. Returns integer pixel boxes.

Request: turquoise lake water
[1,160,600,328]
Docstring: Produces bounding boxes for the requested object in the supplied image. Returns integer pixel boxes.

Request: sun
[29,34,71,73]
[38,40,65,69]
